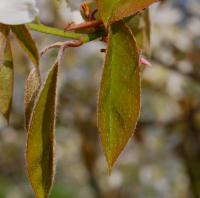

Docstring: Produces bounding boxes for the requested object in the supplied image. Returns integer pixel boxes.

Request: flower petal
[0,0,38,25]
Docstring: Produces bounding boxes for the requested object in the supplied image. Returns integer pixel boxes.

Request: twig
[28,23,105,43]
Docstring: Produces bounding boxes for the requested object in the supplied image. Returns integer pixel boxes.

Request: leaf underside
[98,21,141,171]
[26,62,58,198]
[24,68,41,130]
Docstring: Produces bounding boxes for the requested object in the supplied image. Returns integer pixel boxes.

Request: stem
[65,20,103,31]
[28,23,105,43]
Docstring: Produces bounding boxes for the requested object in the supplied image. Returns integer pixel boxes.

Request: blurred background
[0,0,200,197]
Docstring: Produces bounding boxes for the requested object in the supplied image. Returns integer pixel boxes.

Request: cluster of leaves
[0,24,57,198]
[0,0,159,197]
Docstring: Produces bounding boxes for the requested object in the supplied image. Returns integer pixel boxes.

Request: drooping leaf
[0,24,9,66]
[11,25,39,67]
[97,0,158,26]
[26,62,58,198]
[0,40,13,122]
[98,21,141,171]
[11,25,41,129]
[24,68,41,130]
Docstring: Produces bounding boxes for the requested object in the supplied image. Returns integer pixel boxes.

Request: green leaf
[26,62,58,198]
[98,21,141,171]
[11,25,39,67]
[97,0,158,26]
[142,9,151,55]
[24,68,41,130]
[0,39,13,122]
[126,9,151,55]
[0,24,9,66]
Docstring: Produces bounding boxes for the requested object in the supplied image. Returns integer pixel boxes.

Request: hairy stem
[28,23,105,43]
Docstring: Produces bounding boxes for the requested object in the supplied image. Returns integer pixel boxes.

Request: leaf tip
[107,159,115,175]
[104,149,120,175]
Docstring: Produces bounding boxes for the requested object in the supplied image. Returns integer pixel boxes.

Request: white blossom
[0,0,38,25]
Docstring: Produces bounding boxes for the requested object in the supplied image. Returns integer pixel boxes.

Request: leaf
[97,0,158,26]
[142,9,151,55]
[24,68,41,130]
[26,62,58,198]
[11,25,41,128]
[0,24,9,66]
[126,9,151,55]
[11,25,39,67]
[0,39,13,122]
[98,21,141,171]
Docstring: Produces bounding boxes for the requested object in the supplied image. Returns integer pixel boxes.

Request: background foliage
[0,0,200,197]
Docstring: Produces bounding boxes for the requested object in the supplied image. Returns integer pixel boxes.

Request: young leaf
[26,62,58,198]
[11,25,39,67]
[98,21,141,171]
[97,0,158,26]
[0,40,13,122]
[24,68,41,130]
